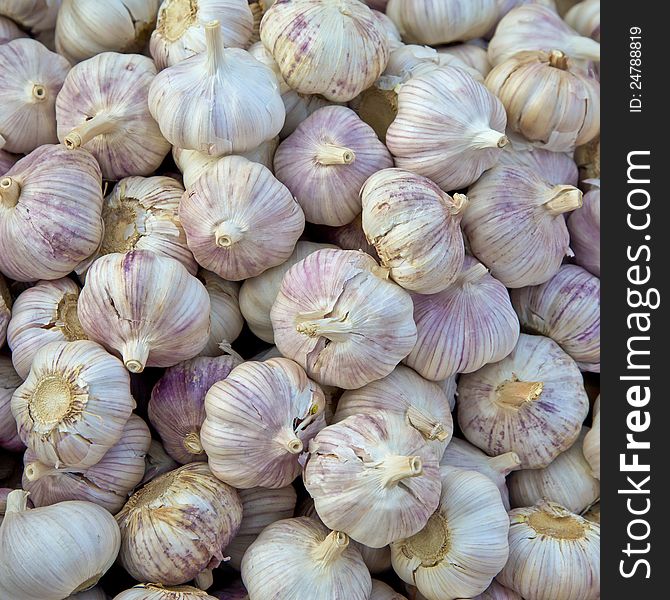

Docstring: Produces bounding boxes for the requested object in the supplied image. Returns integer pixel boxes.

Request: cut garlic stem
[205,20,225,77]
[315,143,356,165]
[379,455,423,487]
[458,262,489,285]
[5,489,29,513]
[450,192,469,214]
[23,461,56,481]
[469,128,509,149]
[122,338,150,373]
[64,113,117,149]
[31,84,47,102]
[488,451,522,476]
[497,380,545,408]
[214,221,245,248]
[183,432,204,455]
[548,49,570,70]
[296,315,353,341]
[406,405,448,442]
[312,530,349,564]
[0,176,20,208]
[274,428,304,454]
[544,186,583,215]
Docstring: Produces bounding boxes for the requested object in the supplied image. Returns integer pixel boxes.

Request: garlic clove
[0,356,23,452]
[198,271,244,357]
[568,179,600,277]
[113,584,220,599]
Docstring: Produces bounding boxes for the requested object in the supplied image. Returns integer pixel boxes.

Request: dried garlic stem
[312,531,349,564]
[407,405,448,441]
[488,452,522,476]
[121,338,150,373]
[205,20,225,76]
[544,185,583,215]
[315,143,356,165]
[469,128,508,149]
[5,489,30,514]
[64,113,117,149]
[274,428,304,454]
[379,455,423,487]
[183,432,204,455]
[0,176,20,208]
[296,315,353,342]
[548,50,570,70]
[458,262,488,285]
[24,461,57,481]
[32,84,47,102]
[497,379,544,408]
[214,221,245,248]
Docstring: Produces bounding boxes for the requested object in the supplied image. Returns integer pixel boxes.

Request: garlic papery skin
[242,516,372,600]
[583,396,600,479]
[0,15,27,44]
[304,412,441,548]
[114,584,220,600]
[391,466,510,600]
[0,357,22,451]
[148,355,241,464]
[373,9,402,51]
[386,67,508,192]
[497,501,600,600]
[56,52,171,180]
[314,214,379,260]
[438,376,457,412]
[383,44,484,83]
[22,414,151,513]
[0,274,10,347]
[485,51,600,152]
[0,490,121,600]
[457,334,589,469]
[565,0,599,41]
[260,0,389,103]
[440,438,521,510]
[438,43,492,78]
[11,340,135,469]
[240,241,335,343]
[509,428,599,513]
[199,271,244,356]
[141,439,179,485]
[179,155,304,281]
[201,357,326,488]
[116,462,243,586]
[463,166,581,288]
[271,248,417,389]
[404,257,520,380]
[568,179,600,276]
[334,365,453,460]
[371,580,408,600]
[274,106,393,226]
[78,251,211,372]
[0,39,70,154]
[149,20,284,155]
[150,0,254,69]
[7,279,87,379]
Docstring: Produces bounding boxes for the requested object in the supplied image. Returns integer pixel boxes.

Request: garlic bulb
[386,67,508,191]
[201,357,326,488]
[114,585,220,600]
[78,251,211,373]
[150,0,254,69]
[457,334,589,468]
[12,340,135,469]
[387,0,498,45]
[304,412,441,547]
[0,1,60,34]
[7,279,87,379]
[391,466,510,600]
[56,52,171,180]
[271,248,417,389]
[274,106,393,226]
[384,44,484,82]
[485,51,600,152]
[404,257,520,380]
[0,490,120,600]
[438,43,491,77]
[315,214,379,260]
[148,355,241,464]
[116,462,243,586]
[583,396,600,479]
[499,135,579,186]
[373,9,403,51]
[565,0,599,41]
[0,144,19,176]
[440,438,521,510]
[199,271,244,356]
[364,0,390,10]
[141,439,179,485]
[0,357,22,451]
[438,376,457,412]
[463,166,581,288]
[0,274,10,347]
[371,580,407,600]
[0,15,27,44]
[240,241,335,343]
[334,365,454,459]
[179,155,304,281]
[149,20,284,155]
[0,39,70,154]
[23,414,151,513]
[497,501,600,600]
[568,179,600,277]
[260,0,389,102]
[242,516,372,599]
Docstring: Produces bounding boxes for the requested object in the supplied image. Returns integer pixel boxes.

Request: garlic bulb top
[0,490,121,600]
[150,0,254,69]
[0,15,27,44]
[0,357,22,451]
[0,39,70,154]
[78,251,211,373]
[274,106,394,226]
[149,20,284,155]
[199,271,244,356]
[0,274,10,348]
[371,580,408,600]
[565,0,599,41]
[179,155,304,281]
[567,179,600,276]
[201,357,326,488]
[457,334,589,468]
[271,248,417,389]
[56,52,171,181]
[386,67,508,192]
[498,135,579,186]
[114,585,219,600]
[583,396,600,479]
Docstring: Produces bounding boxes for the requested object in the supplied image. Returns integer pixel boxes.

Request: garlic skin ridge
[198,270,245,357]
[0,357,23,452]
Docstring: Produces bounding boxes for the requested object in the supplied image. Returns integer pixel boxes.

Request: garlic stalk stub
[583,396,600,479]
[568,179,600,276]
[0,357,23,451]
[114,585,220,600]
[0,274,10,348]
[199,271,245,356]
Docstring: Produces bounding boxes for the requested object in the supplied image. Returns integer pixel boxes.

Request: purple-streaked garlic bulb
[565,0,599,41]
[334,365,453,460]
[56,52,171,180]
[22,414,151,513]
[404,257,520,380]
[0,274,10,347]
[141,439,179,485]
[179,155,304,281]
[0,144,103,282]
[370,580,407,600]
[274,106,393,226]
[463,165,582,288]
[583,395,600,480]
[437,376,457,412]
[0,357,22,451]
[78,251,211,373]
[498,135,579,186]
[383,44,484,82]
[0,39,70,154]
[511,264,600,371]
[361,169,467,293]
[314,215,379,260]
[568,179,600,277]
[0,15,27,44]
[201,357,326,488]
[386,67,508,192]
[457,334,589,468]
[148,355,241,464]
[11,340,135,469]
[271,248,417,389]
[304,412,441,548]
[438,43,492,78]
[114,585,219,600]
[199,271,244,356]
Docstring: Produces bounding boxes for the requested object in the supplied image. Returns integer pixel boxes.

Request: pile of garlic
[0,0,600,599]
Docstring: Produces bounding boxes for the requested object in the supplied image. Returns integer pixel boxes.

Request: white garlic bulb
[0,274,10,348]
[56,52,171,181]
[386,67,507,191]
[567,179,600,276]
[114,585,219,600]
[391,466,510,600]
[499,134,578,186]
[0,357,22,451]
[0,39,69,154]
[150,0,254,69]
[565,0,599,41]
[373,9,403,51]
[457,334,590,468]
[0,490,120,600]
[199,271,244,356]
[438,43,491,78]
[383,44,485,82]
[78,251,211,373]
[583,396,600,479]
[0,14,27,44]
[438,375,458,412]
[201,357,326,488]
[371,580,408,600]
[271,248,417,389]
